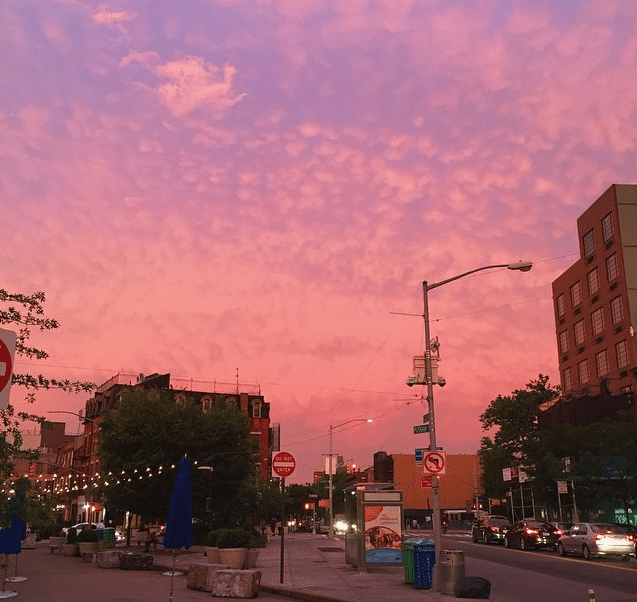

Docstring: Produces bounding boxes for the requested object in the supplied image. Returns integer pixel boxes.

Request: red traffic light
[303,502,312,510]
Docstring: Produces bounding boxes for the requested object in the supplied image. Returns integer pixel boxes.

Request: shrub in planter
[217,527,250,549]
[65,527,78,545]
[77,527,99,543]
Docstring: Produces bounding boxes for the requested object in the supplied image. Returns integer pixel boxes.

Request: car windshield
[591,524,625,534]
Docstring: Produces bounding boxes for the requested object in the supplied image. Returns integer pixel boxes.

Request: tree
[478,375,559,499]
[98,388,259,527]
[0,288,94,526]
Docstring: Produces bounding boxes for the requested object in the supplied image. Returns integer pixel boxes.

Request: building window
[559,330,569,355]
[606,252,619,282]
[556,293,566,318]
[574,319,586,346]
[583,229,595,258]
[201,395,213,412]
[587,268,600,296]
[562,367,573,392]
[577,360,590,385]
[591,307,604,337]
[601,213,614,243]
[595,350,609,378]
[570,282,582,308]
[252,400,261,418]
[610,296,624,324]
[616,340,629,369]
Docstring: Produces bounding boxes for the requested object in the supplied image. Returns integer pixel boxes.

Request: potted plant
[204,529,220,563]
[49,529,66,549]
[216,527,250,569]
[63,527,79,557]
[134,524,147,546]
[244,529,267,569]
[77,527,99,555]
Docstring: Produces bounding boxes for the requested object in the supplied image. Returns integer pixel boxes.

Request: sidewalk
[252,531,451,602]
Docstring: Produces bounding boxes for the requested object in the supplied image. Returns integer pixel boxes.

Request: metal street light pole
[328,418,373,540]
[422,261,532,566]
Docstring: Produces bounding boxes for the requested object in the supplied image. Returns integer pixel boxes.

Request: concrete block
[120,552,153,570]
[186,562,231,592]
[211,569,261,598]
[96,550,122,568]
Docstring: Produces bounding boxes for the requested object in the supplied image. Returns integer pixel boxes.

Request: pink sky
[2,0,636,483]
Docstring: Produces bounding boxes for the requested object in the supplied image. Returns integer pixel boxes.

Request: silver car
[557,523,636,560]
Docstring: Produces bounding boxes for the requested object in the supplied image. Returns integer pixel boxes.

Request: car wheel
[504,536,511,548]
[485,533,491,545]
[558,542,567,557]
[621,554,630,562]
[520,537,526,551]
[583,545,591,560]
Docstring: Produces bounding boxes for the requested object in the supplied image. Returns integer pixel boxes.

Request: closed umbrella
[164,456,193,601]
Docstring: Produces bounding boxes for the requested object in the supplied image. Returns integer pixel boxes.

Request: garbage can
[413,539,436,589]
[437,549,465,595]
[402,539,419,584]
[101,527,116,549]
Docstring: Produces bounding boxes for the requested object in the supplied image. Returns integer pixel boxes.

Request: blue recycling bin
[413,539,436,589]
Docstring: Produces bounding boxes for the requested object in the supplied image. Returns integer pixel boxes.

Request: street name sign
[413,424,430,434]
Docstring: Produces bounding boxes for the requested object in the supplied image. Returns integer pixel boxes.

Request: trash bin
[402,539,419,584]
[437,549,465,595]
[413,539,436,589]
[101,527,116,549]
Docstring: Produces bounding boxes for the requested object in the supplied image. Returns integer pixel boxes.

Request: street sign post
[272,451,296,478]
[0,329,17,410]
[413,424,430,434]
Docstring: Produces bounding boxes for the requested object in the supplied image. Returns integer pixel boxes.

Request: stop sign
[272,451,296,478]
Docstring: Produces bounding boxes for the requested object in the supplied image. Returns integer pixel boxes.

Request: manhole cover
[318,547,342,552]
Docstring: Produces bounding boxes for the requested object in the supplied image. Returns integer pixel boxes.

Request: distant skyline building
[551,183,637,404]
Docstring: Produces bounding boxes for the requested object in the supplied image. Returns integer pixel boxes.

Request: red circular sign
[272,451,296,477]
[0,337,13,392]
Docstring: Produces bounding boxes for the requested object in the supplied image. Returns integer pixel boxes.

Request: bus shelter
[344,484,403,571]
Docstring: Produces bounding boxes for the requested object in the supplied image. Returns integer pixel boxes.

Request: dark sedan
[471,516,512,545]
[504,519,561,550]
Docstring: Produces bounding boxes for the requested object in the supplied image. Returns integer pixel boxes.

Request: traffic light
[303,502,312,511]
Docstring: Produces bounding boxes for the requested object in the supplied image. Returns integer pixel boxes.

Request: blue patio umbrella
[164,456,193,601]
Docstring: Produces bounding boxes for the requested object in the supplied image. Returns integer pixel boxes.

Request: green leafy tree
[98,388,259,527]
[0,289,94,527]
[478,375,559,499]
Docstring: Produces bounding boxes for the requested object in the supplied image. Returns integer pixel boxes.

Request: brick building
[551,184,637,402]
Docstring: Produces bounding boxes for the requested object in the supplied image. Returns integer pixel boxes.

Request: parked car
[504,519,561,550]
[471,516,512,545]
[62,523,96,536]
[557,523,636,560]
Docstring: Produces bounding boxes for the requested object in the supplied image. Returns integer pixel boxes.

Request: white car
[557,523,636,560]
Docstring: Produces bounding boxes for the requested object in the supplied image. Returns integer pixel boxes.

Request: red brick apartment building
[551,184,637,403]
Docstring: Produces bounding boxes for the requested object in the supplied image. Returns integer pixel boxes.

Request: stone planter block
[120,552,153,570]
[211,569,261,598]
[186,562,230,592]
[96,550,122,568]
[218,548,247,569]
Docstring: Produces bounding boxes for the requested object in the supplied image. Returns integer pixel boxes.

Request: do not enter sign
[272,451,296,478]
[0,329,17,411]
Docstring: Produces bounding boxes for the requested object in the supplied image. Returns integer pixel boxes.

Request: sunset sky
[3,0,636,484]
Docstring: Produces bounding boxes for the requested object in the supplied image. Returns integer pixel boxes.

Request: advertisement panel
[364,504,402,563]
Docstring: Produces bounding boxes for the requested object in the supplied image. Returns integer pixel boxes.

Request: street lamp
[421,261,532,566]
[327,418,373,540]
[197,465,214,513]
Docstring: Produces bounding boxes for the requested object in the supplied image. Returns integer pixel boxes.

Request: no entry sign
[272,451,296,478]
[0,329,17,410]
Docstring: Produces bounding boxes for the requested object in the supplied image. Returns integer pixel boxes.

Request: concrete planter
[218,547,247,569]
[205,546,220,563]
[78,542,99,555]
[49,536,66,547]
[243,548,260,569]
[63,543,79,557]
